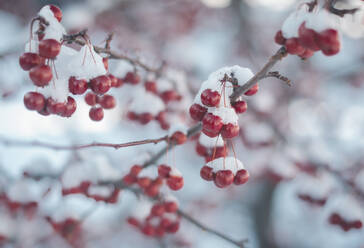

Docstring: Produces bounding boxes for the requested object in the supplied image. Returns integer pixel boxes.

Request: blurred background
[0,0,364,247]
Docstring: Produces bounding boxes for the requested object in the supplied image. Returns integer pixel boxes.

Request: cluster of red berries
[275,22,340,58]
[46,217,83,247]
[0,193,38,218]
[329,213,363,232]
[127,199,180,237]
[127,110,168,127]
[144,80,182,103]
[200,157,249,188]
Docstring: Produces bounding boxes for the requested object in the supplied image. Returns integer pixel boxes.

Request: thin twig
[327,0,359,17]
[264,71,291,86]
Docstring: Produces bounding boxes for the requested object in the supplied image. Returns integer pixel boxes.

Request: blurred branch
[264,71,291,86]
[326,0,359,17]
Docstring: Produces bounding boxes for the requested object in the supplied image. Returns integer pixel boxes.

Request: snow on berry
[38,5,66,41]
[7,178,45,204]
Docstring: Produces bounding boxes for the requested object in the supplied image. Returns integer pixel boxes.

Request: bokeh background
[0,0,364,247]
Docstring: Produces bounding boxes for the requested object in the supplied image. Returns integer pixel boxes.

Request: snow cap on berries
[206,157,245,175]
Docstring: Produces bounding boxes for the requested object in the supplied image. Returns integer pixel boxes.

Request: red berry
[145,183,160,197]
[137,177,152,188]
[285,38,305,55]
[299,49,314,59]
[99,95,116,109]
[124,72,140,85]
[165,222,180,233]
[317,29,340,56]
[171,131,187,145]
[85,93,97,106]
[38,39,61,59]
[298,22,320,51]
[127,217,140,227]
[214,170,234,188]
[244,84,259,96]
[139,113,153,125]
[122,174,136,185]
[234,169,249,185]
[200,166,214,181]
[90,75,111,95]
[142,224,155,236]
[130,165,142,176]
[62,96,77,117]
[38,108,50,116]
[127,111,139,121]
[89,107,104,121]
[46,98,66,115]
[29,65,52,87]
[189,103,207,121]
[196,143,208,157]
[158,164,171,178]
[102,58,108,71]
[160,90,180,103]
[160,218,171,229]
[232,100,247,114]
[167,176,184,191]
[145,81,157,93]
[221,123,239,139]
[69,77,88,95]
[151,204,165,217]
[108,74,118,87]
[154,226,165,237]
[49,5,62,22]
[164,201,178,213]
[275,30,286,45]
[23,92,45,111]
[19,53,44,71]
[201,89,221,107]
[202,113,223,137]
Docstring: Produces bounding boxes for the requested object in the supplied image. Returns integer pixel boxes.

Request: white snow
[198,133,225,148]
[7,178,44,203]
[111,60,134,78]
[281,8,309,38]
[129,89,165,115]
[206,157,245,175]
[296,172,336,199]
[211,107,238,124]
[305,10,340,32]
[130,198,153,221]
[88,185,114,197]
[168,124,188,136]
[38,5,66,41]
[169,167,182,177]
[138,166,158,179]
[324,194,364,222]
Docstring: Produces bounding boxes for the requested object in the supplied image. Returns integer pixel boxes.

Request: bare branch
[327,0,359,17]
[264,71,292,86]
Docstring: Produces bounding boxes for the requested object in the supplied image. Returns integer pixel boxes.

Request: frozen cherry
[285,38,305,55]
[298,22,320,51]
[317,29,340,56]
[151,204,165,217]
[161,90,180,102]
[69,77,88,95]
[167,176,184,191]
[201,89,221,107]
[124,72,140,85]
[232,100,247,114]
[234,169,249,185]
[29,65,52,87]
[99,95,116,109]
[244,84,259,96]
[130,165,142,176]
[90,75,111,95]
[200,166,214,181]
[108,74,118,87]
[46,98,66,115]
[171,131,187,145]
[85,93,97,106]
[214,170,234,188]
[23,92,45,111]
[164,201,178,213]
[49,5,62,22]
[189,103,207,121]
[89,107,104,121]
[62,96,77,117]
[221,123,239,139]
[137,177,152,188]
[158,164,171,178]
[38,39,61,59]
[202,113,223,137]
[19,53,44,71]
[139,113,153,125]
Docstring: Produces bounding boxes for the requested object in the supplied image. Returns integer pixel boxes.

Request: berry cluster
[46,217,83,247]
[329,213,363,232]
[275,9,341,58]
[195,133,227,162]
[127,197,180,237]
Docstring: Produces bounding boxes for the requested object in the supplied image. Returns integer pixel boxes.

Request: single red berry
[151,204,165,217]
[145,81,157,93]
[275,30,286,45]
[214,170,234,188]
[160,121,170,130]
[329,213,341,225]
[19,53,44,71]
[145,183,160,197]
[215,146,228,158]
[62,96,77,117]
[38,39,61,59]
[171,131,187,145]
[165,222,180,233]
[221,123,240,139]
[108,74,118,87]
[189,103,207,121]
[46,98,66,115]
[158,164,171,178]
[298,22,320,51]
[156,111,167,122]
[124,72,140,85]
[164,201,178,213]
[154,226,165,237]
[127,111,139,121]
[317,29,340,56]
[139,112,153,125]
[99,95,116,109]
[90,75,111,95]
[200,166,214,181]
[160,90,180,103]
[196,143,208,157]
[232,100,247,114]
[130,165,142,176]
[23,92,45,111]
[167,176,184,191]
[137,177,152,188]
[244,84,259,96]
[49,5,62,22]
[102,57,108,71]
[160,218,171,229]
[142,224,155,236]
[352,220,363,229]
[285,38,305,55]
[85,93,97,106]
[29,65,52,87]
[68,77,88,95]
[201,89,221,107]
[234,169,249,185]
[89,107,104,121]
[202,113,223,138]
[122,174,136,185]
[127,217,140,227]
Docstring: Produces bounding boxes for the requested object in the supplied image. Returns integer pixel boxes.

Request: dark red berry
[122,174,136,185]
[164,201,178,213]
[137,177,152,188]
[202,113,223,138]
[69,77,88,95]
[108,74,118,87]
[151,204,165,217]
[158,164,171,178]
[298,22,320,51]
[29,65,52,87]
[196,143,208,157]
[214,170,234,188]
[285,38,305,55]
[38,39,61,59]
[85,93,97,106]
[232,100,247,114]
[130,165,142,176]
[23,92,45,111]
[275,30,286,45]
[317,29,340,56]
[167,176,184,191]
[160,90,180,103]
[165,222,180,233]
[234,169,249,185]
[221,123,239,139]
[145,81,157,93]
[139,112,153,125]
[124,72,140,85]
[49,5,62,22]
[127,111,139,121]
[62,96,77,117]
[46,98,66,115]
[200,166,214,181]
[19,53,44,71]
[201,89,221,107]
[171,131,187,145]
[99,95,116,109]
[244,84,259,96]
[299,49,314,59]
[89,107,104,121]
[189,103,207,121]
[90,75,111,95]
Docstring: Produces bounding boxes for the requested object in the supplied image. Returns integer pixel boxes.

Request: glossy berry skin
[214,170,234,188]
[62,97,77,117]
[317,29,340,56]
[85,93,97,106]
[49,5,62,22]
[202,113,223,138]
[38,39,61,59]
[89,107,104,121]
[167,176,184,191]
[171,131,187,145]
[232,100,247,114]
[99,95,116,109]
[221,123,240,139]
[189,103,207,121]
[124,72,140,85]
[69,77,88,95]
[234,169,249,185]
[23,92,45,111]
[201,89,221,107]
[158,164,171,178]
[285,38,305,55]
[298,22,320,51]
[90,75,111,95]
[275,30,286,45]
[200,166,214,181]
[29,65,52,87]
[19,53,44,71]
[244,84,259,96]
